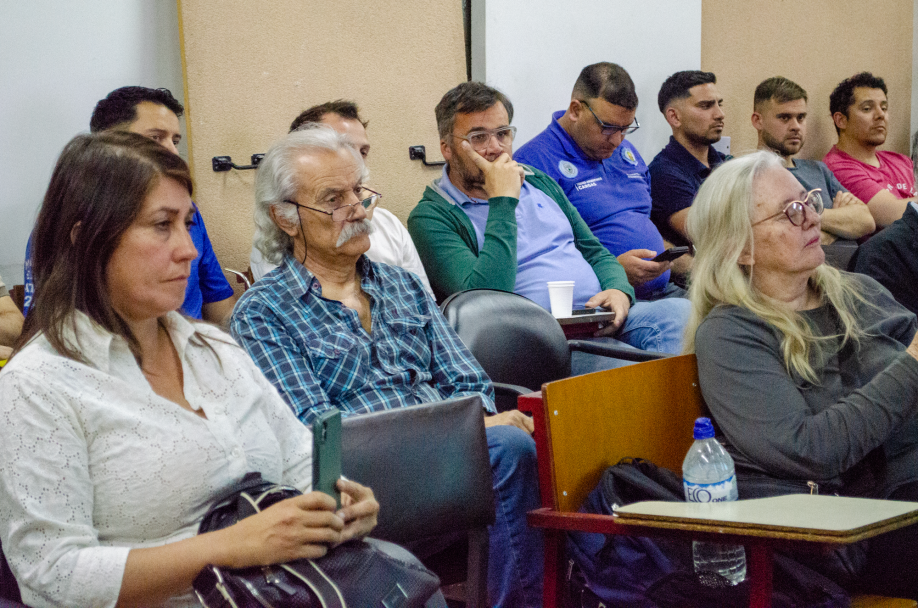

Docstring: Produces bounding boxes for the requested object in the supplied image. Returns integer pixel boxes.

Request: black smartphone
[571,307,608,316]
[312,408,342,508]
[652,246,691,263]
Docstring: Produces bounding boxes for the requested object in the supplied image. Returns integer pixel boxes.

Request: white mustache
[336,218,374,248]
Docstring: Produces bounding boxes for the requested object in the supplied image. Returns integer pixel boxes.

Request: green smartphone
[312,408,342,508]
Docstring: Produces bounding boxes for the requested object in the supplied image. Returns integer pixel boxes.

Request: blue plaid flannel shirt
[231,253,495,424]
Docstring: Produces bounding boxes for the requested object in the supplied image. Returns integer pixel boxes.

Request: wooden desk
[520,356,918,608]
[615,495,918,543]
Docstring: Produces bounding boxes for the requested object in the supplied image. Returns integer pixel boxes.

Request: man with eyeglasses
[649,70,728,249]
[409,81,689,360]
[232,124,543,608]
[515,62,690,304]
[752,77,875,253]
[248,100,433,294]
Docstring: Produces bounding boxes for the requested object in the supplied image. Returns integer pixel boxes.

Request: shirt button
[232,448,242,458]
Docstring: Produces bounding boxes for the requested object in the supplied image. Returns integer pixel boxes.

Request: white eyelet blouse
[0,311,313,608]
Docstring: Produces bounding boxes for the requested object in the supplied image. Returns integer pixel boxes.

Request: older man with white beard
[231,125,543,607]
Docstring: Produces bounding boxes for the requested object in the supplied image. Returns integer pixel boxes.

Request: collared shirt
[514,110,670,298]
[22,204,234,318]
[0,311,312,608]
[438,166,602,310]
[231,253,495,424]
[649,136,728,246]
[823,146,918,206]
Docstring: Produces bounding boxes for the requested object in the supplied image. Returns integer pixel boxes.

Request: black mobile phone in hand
[652,246,691,263]
[312,408,342,508]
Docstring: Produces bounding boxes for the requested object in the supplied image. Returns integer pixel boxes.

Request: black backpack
[566,458,850,608]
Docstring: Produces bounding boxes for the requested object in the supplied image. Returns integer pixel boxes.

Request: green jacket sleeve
[528,170,636,303]
[407,189,520,301]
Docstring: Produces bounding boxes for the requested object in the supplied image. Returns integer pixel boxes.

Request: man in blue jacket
[24,87,236,322]
[516,62,690,301]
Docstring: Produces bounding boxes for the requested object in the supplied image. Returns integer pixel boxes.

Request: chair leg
[748,543,773,608]
[543,529,565,608]
[465,528,489,608]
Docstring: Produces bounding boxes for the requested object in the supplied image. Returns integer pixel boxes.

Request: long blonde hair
[684,150,872,384]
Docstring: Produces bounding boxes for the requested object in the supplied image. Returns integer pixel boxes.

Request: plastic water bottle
[682,417,746,585]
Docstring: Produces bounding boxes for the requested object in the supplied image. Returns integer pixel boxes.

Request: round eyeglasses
[451,126,517,150]
[752,188,824,227]
[284,187,381,222]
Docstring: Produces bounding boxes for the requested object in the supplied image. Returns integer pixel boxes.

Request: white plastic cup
[546,281,575,318]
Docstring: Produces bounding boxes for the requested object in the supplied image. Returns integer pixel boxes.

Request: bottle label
[683,475,737,503]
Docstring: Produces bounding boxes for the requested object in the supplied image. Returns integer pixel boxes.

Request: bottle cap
[693,417,715,440]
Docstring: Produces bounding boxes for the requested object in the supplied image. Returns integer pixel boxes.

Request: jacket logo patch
[622,147,638,165]
[559,160,578,178]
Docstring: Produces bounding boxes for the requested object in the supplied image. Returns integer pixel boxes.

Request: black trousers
[855,480,918,600]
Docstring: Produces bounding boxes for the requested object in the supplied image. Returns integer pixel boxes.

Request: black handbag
[192,473,441,608]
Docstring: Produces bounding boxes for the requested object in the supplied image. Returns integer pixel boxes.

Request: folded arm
[819,191,876,240]
[865,189,915,228]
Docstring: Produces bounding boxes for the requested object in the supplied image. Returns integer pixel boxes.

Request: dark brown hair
[572,62,638,111]
[754,77,807,111]
[657,70,717,113]
[829,72,888,135]
[90,86,184,132]
[18,131,193,363]
[435,82,514,139]
[289,100,368,133]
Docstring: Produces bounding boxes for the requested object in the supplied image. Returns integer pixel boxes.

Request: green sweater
[407,166,634,304]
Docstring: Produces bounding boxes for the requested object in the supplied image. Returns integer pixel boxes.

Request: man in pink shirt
[824,72,917,228]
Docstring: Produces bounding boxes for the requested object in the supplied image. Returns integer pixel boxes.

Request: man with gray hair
[231,124,544,608]
[248,100,432,294]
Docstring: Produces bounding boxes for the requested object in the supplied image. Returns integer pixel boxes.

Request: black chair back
[341,395,494,608]
[341,395,495,544]
[440,289,571,391]
[0,539,24,606]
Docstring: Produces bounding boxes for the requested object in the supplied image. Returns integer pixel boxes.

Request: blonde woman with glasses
[685,149,918,600]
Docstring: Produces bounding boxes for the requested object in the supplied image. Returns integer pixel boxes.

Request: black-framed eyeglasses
[752,188,824,227]
[578,100,640,136]
[284,187,381,222]
[451,126,517,149]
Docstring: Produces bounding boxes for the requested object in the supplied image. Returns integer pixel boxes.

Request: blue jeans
[486,424,543,608]
[570,295,691,375]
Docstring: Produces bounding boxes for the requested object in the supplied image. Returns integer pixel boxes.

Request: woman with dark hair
[685,149,918,598]
[0,132,382,607]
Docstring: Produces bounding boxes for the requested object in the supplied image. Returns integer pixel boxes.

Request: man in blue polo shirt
[23,87,236,322]
[515,62,689,301]
[649,70,728,248]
